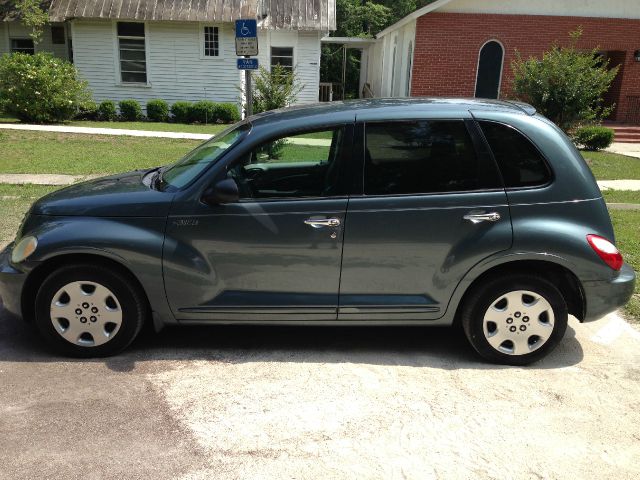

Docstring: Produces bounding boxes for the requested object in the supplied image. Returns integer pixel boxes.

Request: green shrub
[75,100,99,120]
[215,102,241,123]
[189,100,218,124]
[574,126,615,151]
[171,101,192,123]
[0,52,91,123]
[119,99,143,121]
[250,65,303,114]
[512,28,618,132]
[146,99,169,122]
[97,100,117,121]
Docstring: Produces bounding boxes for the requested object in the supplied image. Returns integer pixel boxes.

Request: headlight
[11,236,38,264]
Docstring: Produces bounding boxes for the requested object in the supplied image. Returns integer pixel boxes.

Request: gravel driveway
[1,309,639,480]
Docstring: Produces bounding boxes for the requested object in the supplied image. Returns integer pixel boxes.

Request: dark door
[338,119,512,320]
[163,126,352,322]
[475,41,504,99]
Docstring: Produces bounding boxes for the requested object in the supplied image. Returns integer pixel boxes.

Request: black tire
[34,264,147,357]
[461,274,568,365]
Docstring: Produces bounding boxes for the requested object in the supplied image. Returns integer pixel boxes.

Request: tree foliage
[15,0,49,45]
[511,28,619,132]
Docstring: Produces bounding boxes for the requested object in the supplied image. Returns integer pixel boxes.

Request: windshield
[159,123,250,190]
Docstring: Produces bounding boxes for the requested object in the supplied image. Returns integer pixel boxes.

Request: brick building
[363,0,640,124]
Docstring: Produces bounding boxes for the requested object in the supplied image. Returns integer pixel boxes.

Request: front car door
[163,123,353,322]
[338,116,513,320]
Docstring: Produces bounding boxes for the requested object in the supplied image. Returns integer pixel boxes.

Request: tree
[511,28,619,132]
[15,0,49,45]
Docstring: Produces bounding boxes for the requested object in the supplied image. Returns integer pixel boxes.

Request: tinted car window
[229,128,344,199]
[479,121,551,188]
[364,120,501,195]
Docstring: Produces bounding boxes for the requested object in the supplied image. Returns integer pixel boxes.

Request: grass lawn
[582,150,640,180]
[1,114,228,135]
[609,209,640,323]
[602,190,640,204]
[0,184,59,247]
[0,130,200,175]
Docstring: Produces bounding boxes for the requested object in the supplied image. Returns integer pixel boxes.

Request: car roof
[248,97,536,127]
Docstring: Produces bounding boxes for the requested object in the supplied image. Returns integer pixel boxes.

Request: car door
[163,124,353,322]
[338,118,513,321]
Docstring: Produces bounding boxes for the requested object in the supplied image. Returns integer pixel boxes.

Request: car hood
[32,170,174,217]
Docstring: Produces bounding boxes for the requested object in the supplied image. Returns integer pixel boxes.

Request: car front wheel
[34,264,147,357]
[461,275,568,365]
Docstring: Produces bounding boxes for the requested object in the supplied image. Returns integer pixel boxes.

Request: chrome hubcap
[482,290,555,356]
[49,281,122,347]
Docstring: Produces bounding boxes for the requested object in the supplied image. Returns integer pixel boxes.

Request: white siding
[441,0,640,19]
[366,20,416,98]
[71,21,320,108]
[256,29,320,104]
[72,20,241,107]
[0,23,69,59]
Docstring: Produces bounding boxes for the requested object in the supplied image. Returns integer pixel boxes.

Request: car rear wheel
[34,264,147,357]
[461,275,568,365]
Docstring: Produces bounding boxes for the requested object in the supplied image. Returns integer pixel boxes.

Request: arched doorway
[475,40,504,99]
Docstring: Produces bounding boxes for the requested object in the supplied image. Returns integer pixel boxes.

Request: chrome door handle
[463,212,501,224]
[304,217,341,228]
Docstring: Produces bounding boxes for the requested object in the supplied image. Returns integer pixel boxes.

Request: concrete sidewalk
[0,122,212,140]
[607,142,640,159]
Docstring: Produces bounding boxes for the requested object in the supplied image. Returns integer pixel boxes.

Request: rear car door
[338,118,513,320]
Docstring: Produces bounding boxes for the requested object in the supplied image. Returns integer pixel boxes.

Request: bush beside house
[146,99,170,122]
[0,52,90,123]
[573,126,615,151]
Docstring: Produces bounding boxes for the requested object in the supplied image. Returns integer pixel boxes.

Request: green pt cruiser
[0,99,635,364]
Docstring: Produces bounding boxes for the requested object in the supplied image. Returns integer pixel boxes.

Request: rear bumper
[0,244,26,318]
[582,263,636,322]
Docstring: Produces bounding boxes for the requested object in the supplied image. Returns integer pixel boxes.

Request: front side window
[271,47,293,71]
[160,124,250,190]
[117,22,146,83]
[10,38,35,54]
[203,26,219,57]
[479,121,551,188]
[364,120,501,195]
[229,129,344,199]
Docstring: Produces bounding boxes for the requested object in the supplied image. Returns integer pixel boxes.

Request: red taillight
[587,234,623,271]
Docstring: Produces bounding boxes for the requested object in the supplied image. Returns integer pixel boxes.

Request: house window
[271,47,293,70]
[203,26,219,57]
[10,38,35,54]
[51,26,66,44]
[117,22,147,84]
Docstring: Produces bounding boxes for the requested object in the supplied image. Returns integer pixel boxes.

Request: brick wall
[411,12,640,123]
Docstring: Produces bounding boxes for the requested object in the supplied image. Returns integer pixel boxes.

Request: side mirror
[202,178,239,205]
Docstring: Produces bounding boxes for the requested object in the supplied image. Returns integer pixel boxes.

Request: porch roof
[0,0,335,30]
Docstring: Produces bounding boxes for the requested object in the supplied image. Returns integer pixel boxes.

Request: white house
[0,0,336,109]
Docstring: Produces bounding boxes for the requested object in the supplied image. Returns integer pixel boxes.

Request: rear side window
[479,121,551,188]
[364,120,502,195]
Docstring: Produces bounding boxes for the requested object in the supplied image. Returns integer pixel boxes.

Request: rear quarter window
[479,121,551,188]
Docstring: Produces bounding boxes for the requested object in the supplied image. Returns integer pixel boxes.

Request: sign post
[235,19,258,118]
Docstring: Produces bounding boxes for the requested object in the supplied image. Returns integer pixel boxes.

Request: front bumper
[582,263,636,322]
[0,243,26,318]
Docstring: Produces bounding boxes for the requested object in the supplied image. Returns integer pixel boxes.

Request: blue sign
[235,19,257,38]
[237,58,259,70]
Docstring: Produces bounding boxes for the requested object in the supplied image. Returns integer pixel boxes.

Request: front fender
[22,215,175,325]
